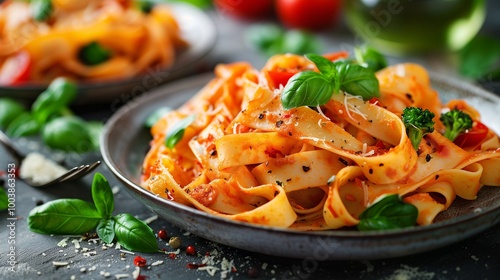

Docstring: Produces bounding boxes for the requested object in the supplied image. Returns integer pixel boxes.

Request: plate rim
[101,71,500,258]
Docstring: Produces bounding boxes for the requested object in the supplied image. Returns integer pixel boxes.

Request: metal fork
[0,129,100,187]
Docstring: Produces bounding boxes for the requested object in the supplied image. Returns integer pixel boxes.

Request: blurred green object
[5,112,41,138]
[0,98,27,130]
[354,45,387,72]
[78,42,112,66]
[31,0,53,22]
[142,0,212,9]
[42,117,94,153]
[31,77,77,124]
[343,0,486,55]
[246,23,321,57]
[459,35,500,80]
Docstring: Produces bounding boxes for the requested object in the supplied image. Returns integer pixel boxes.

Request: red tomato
[453,121,489,148]
[0,51,31,85]
[214,0,274,20]
[276,0,342,31]
[322,50,350,61]
[267,68,299,89]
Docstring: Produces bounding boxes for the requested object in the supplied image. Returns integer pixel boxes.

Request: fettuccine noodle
[0,0,187,84]
[141,54,500,230]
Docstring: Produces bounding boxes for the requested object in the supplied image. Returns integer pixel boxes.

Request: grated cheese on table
[19,152,68,185]
[57,237,69,247]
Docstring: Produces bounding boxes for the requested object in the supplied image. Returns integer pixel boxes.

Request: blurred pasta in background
[0,0,188,85]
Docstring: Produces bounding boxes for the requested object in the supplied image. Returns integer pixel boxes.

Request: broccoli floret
[440,109,473,142]
[402,107,435,150]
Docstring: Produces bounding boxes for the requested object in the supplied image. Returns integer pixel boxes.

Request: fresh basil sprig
[28,199,102,235]
[357,194,418,231]
[165,115,196,149]
[281,53,380,110]
[91,172,114,219]
[28,173,159,252]
[336,63,380,100]
[1,78,103,153]
[97,219,116,244]
[114,213,159,252]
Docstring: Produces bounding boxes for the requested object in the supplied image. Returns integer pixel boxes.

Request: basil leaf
[354,45,387,72]
[32,77,77,124]
[28,199,101,235]
[0,187,8,211]
[0,98,27,130]
[145,106,172,128]
[114,213,158,253]
[281,30,320,55]
[281,71,334,110]
[357,194,418,231]
[459,35,500,80]
[78,42,111,66]
[167,0,212,9]
[165,115,196,149]
[31,0,53,22]
[5,112,41,137]
[335,62,380,100]
[246,23,284,52]
[96,218,116,244]
[91,173,114,219]
[305,53,336,79]
[42,116,94,153]
[246,24,321,57]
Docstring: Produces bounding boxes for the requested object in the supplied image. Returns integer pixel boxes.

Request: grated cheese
[112,186,121,194]
[198,265,219,276]
[119,249,135,255]
[151,260,164,266]
[360,143,375,157]
[143,215,158,224]
[132,267,141,279]
[19,152,68,185]
[72,239,81,249]
[343,92,368,121]
[52,261,69,267]
[83,250,97,257]
[57,237,69,247]
[162,249,180,255]
[316,106,331,122]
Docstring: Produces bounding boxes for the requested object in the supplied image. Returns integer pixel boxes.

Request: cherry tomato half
[267,69,299,90]
[0,51,31,85]
[453,121,489,148]
[276,0,342,31]
[214,0,274,20]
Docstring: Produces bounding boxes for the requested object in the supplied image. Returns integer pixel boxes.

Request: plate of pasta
[0,0,216,103]
[101,54,500,260]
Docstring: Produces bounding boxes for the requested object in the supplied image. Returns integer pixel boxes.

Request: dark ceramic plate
[101,72,500,260]
[0,3,216,104]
